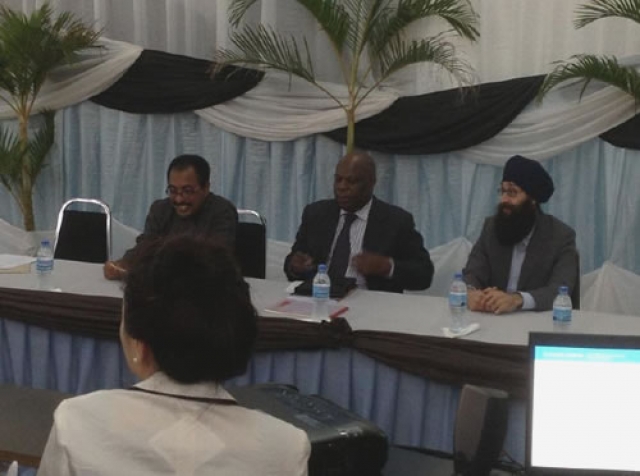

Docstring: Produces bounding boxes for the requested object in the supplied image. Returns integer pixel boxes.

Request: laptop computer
[527,332,640,475]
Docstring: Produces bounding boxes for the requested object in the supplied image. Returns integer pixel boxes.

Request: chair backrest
[236,209,266,279]
[0,461,18,476]
[572,251,581,310]
[54,198,111,263]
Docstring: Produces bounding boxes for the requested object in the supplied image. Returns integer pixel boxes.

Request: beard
[494,198,538,247]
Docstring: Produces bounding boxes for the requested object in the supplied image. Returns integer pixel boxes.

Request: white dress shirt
[327,199,394,288]
[37,372,310,476]
[507,229,535,310]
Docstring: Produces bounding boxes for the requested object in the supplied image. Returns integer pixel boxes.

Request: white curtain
[0,32,636,155]
[2,0,640,314]
[3,0,639,93]
[0,38,142,120]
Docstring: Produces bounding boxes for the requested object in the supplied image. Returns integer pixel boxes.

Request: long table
[2,260,640,463]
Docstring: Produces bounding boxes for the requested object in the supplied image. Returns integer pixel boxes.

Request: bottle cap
[41,239,50,245]
[454,271,463,279]
[559,285,568,294]
[318,264,327,273]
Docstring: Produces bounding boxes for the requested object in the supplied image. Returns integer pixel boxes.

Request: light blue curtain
[0,316,526,460]
[1,101,639,276]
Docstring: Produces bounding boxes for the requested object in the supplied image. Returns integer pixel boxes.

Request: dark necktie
[328,213,357,281]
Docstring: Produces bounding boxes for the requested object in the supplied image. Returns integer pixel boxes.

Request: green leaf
[296,0,352,52]
[347,0,388,58]
[0,125,23,191]
[27,110,55,180]
[376,33,471,85]
[371,0,478,55]
[0,4,101,111]
[0,4,99,229]
[575,0,640,29]
[215,24,316,82]
[229,0,261,27]
[218,0,479,153]
[539,55,640,101]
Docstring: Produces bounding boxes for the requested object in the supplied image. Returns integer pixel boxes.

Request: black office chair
[54,198,111,263]
[235,209,266,279]
[572,254,581,310]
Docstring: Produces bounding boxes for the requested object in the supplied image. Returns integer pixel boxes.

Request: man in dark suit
[284,152,434,293]
[463,155,579,313]
[103,154,237,280]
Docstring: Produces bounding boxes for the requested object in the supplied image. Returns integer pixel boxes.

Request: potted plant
[0,4,100,231]
[539,0,640,101]
[215,0,479,153]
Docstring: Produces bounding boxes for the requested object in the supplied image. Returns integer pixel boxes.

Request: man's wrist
[512,292,524,310]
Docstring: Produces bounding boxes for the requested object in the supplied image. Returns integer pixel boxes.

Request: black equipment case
[228,384,388,476]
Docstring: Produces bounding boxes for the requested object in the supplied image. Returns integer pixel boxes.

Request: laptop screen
[527,332,640,475]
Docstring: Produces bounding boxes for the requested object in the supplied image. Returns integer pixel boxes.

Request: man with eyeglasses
[463,155,578,313]
[103,154,237,280]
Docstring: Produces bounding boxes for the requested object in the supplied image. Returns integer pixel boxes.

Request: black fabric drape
[89,48,637,154]
[91,49,264,113]
[601,113,640,150]
[324,75,545,155]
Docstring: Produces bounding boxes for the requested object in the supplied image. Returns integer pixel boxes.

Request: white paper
[0,254,35,269]
[442,322,480,338]
[285,280,304,294]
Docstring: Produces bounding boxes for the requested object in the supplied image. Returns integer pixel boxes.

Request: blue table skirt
[0,317,526,463]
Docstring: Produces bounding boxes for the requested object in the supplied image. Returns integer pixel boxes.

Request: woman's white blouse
[37,372,310,476]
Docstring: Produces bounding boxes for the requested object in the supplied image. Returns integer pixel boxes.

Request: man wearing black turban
[463,155,579,313]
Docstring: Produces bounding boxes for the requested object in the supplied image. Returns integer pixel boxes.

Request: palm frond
[296,0,352,52]
[575,0,640,29]
[215,24,316,83]
[0,4,99,107]
[376,34,472,86]
[342,0,386,55]
[539,55,640,101]
[0,125,24,190]
[27,110,55,180]
[371,0,479,54]
[229,0,261,27]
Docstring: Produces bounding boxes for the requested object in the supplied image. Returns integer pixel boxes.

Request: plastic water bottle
[552,286,572,325]
[312,264,331,320]
[449,272,468,332]
[36,239,54,290]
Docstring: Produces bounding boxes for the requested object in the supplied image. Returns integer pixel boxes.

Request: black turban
[502,155,554,203]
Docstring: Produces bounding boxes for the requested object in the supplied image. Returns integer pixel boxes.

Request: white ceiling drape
[0,38,142,119]
[0,33,636,162]
[3,0,639,94]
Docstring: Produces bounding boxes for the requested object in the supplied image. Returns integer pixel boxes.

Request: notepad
[263,296,349,321]
[0,254,35,274]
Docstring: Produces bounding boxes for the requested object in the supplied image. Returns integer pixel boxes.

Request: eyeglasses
[165,186,200,198]
[497,186,522,198]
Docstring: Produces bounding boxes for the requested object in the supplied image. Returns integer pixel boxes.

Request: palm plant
[0,4,100,231]
[539,0,640,100]
[215,0,479,152]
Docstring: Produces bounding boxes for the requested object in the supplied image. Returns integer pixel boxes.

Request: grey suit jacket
[463,213,579,311]
[284,197,434,293]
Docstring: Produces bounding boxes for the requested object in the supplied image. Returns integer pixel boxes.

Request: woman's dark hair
[123,235,257,383]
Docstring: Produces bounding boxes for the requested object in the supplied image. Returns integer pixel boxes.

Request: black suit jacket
[284,197,434,293]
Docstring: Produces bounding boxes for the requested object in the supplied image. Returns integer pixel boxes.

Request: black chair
[54,198,111,263]
[572,255,581,310]
[235,209,266,279]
